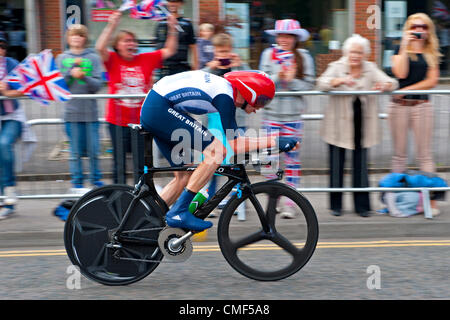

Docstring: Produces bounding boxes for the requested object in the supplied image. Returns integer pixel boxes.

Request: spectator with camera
[201,33,249,214]
[201,33,249,131]
[202,33,249,76]
[390,13,442,216]
[390,13,441,174]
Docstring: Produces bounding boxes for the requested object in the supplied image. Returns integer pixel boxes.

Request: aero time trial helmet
[224,70,275,108]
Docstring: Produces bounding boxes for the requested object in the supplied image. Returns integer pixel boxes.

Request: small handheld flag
[272,46,294,68]
[6,50,71,105]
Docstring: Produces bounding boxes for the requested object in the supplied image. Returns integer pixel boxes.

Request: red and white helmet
[224,70,275,108]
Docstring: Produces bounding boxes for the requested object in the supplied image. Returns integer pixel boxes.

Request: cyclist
[140,70,299,231]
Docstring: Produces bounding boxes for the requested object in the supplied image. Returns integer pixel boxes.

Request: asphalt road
[1,238,449,300]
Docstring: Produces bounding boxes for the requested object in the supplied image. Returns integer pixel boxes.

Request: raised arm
[95,10,122,62]
[160,14,179,60]
[391,30,415,79]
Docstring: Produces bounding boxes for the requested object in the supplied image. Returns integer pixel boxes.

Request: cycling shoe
[166,210,213,231]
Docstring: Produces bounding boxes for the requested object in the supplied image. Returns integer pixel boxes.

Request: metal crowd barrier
[1,90,449,219]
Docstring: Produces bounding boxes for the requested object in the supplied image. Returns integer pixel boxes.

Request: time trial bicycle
[64,124,319,285]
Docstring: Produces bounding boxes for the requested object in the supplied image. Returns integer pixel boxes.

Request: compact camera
[219,58,231,66]
[412,32,423,39]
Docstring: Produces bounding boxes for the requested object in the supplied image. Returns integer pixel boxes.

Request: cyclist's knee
[174,171,192,186]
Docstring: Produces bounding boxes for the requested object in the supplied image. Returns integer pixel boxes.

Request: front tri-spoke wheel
[217,182,318,281]
[64,185,165,286]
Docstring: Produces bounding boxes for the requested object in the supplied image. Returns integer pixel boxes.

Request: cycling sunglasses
[240,95,272,110]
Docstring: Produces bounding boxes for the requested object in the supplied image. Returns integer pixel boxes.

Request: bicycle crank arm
[157,227,194,262]
[169,231,193,249]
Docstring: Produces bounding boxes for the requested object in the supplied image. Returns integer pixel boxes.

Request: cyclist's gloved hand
[277,137,299,153]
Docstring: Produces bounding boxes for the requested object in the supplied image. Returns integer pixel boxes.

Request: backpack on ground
[53,199,76,221]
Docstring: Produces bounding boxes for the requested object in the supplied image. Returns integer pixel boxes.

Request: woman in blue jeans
[0,35,27,219]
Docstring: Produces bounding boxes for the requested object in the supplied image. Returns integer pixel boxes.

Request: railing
[1,90,449,219]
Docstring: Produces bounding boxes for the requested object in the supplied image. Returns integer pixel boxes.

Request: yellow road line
[0,252,67,258]
[194,241,450,252]
[0,249,66,254]
[1,240,450,257]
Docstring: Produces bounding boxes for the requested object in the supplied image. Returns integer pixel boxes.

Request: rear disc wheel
[64,184,165,286]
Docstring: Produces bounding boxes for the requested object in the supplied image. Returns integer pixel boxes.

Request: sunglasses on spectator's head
[411,24,429,30]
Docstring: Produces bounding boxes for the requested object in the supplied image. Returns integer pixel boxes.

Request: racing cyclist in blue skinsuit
[140,70,299,231]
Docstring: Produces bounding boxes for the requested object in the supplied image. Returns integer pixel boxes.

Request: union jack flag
[131,0,167,20]
[432,1,450,21]
[119,0,167,20]
[271,46,294,68]
[139,0,163,11]
[6,50,71,105]
[118,0,136,12]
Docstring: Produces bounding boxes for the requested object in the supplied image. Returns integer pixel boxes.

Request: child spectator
[202,32,249,129]
[57,24,104,192]
[197,23,215,68]
[201,33,249,216]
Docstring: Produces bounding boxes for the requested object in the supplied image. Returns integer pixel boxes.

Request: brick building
[1,0,449,76]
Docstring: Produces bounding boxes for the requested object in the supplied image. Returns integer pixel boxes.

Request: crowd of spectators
[0,4,445,220]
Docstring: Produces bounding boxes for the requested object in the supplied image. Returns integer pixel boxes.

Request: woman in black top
[389,13,441,174]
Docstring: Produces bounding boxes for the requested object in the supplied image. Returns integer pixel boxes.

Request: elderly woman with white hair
[316,34,398,217]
